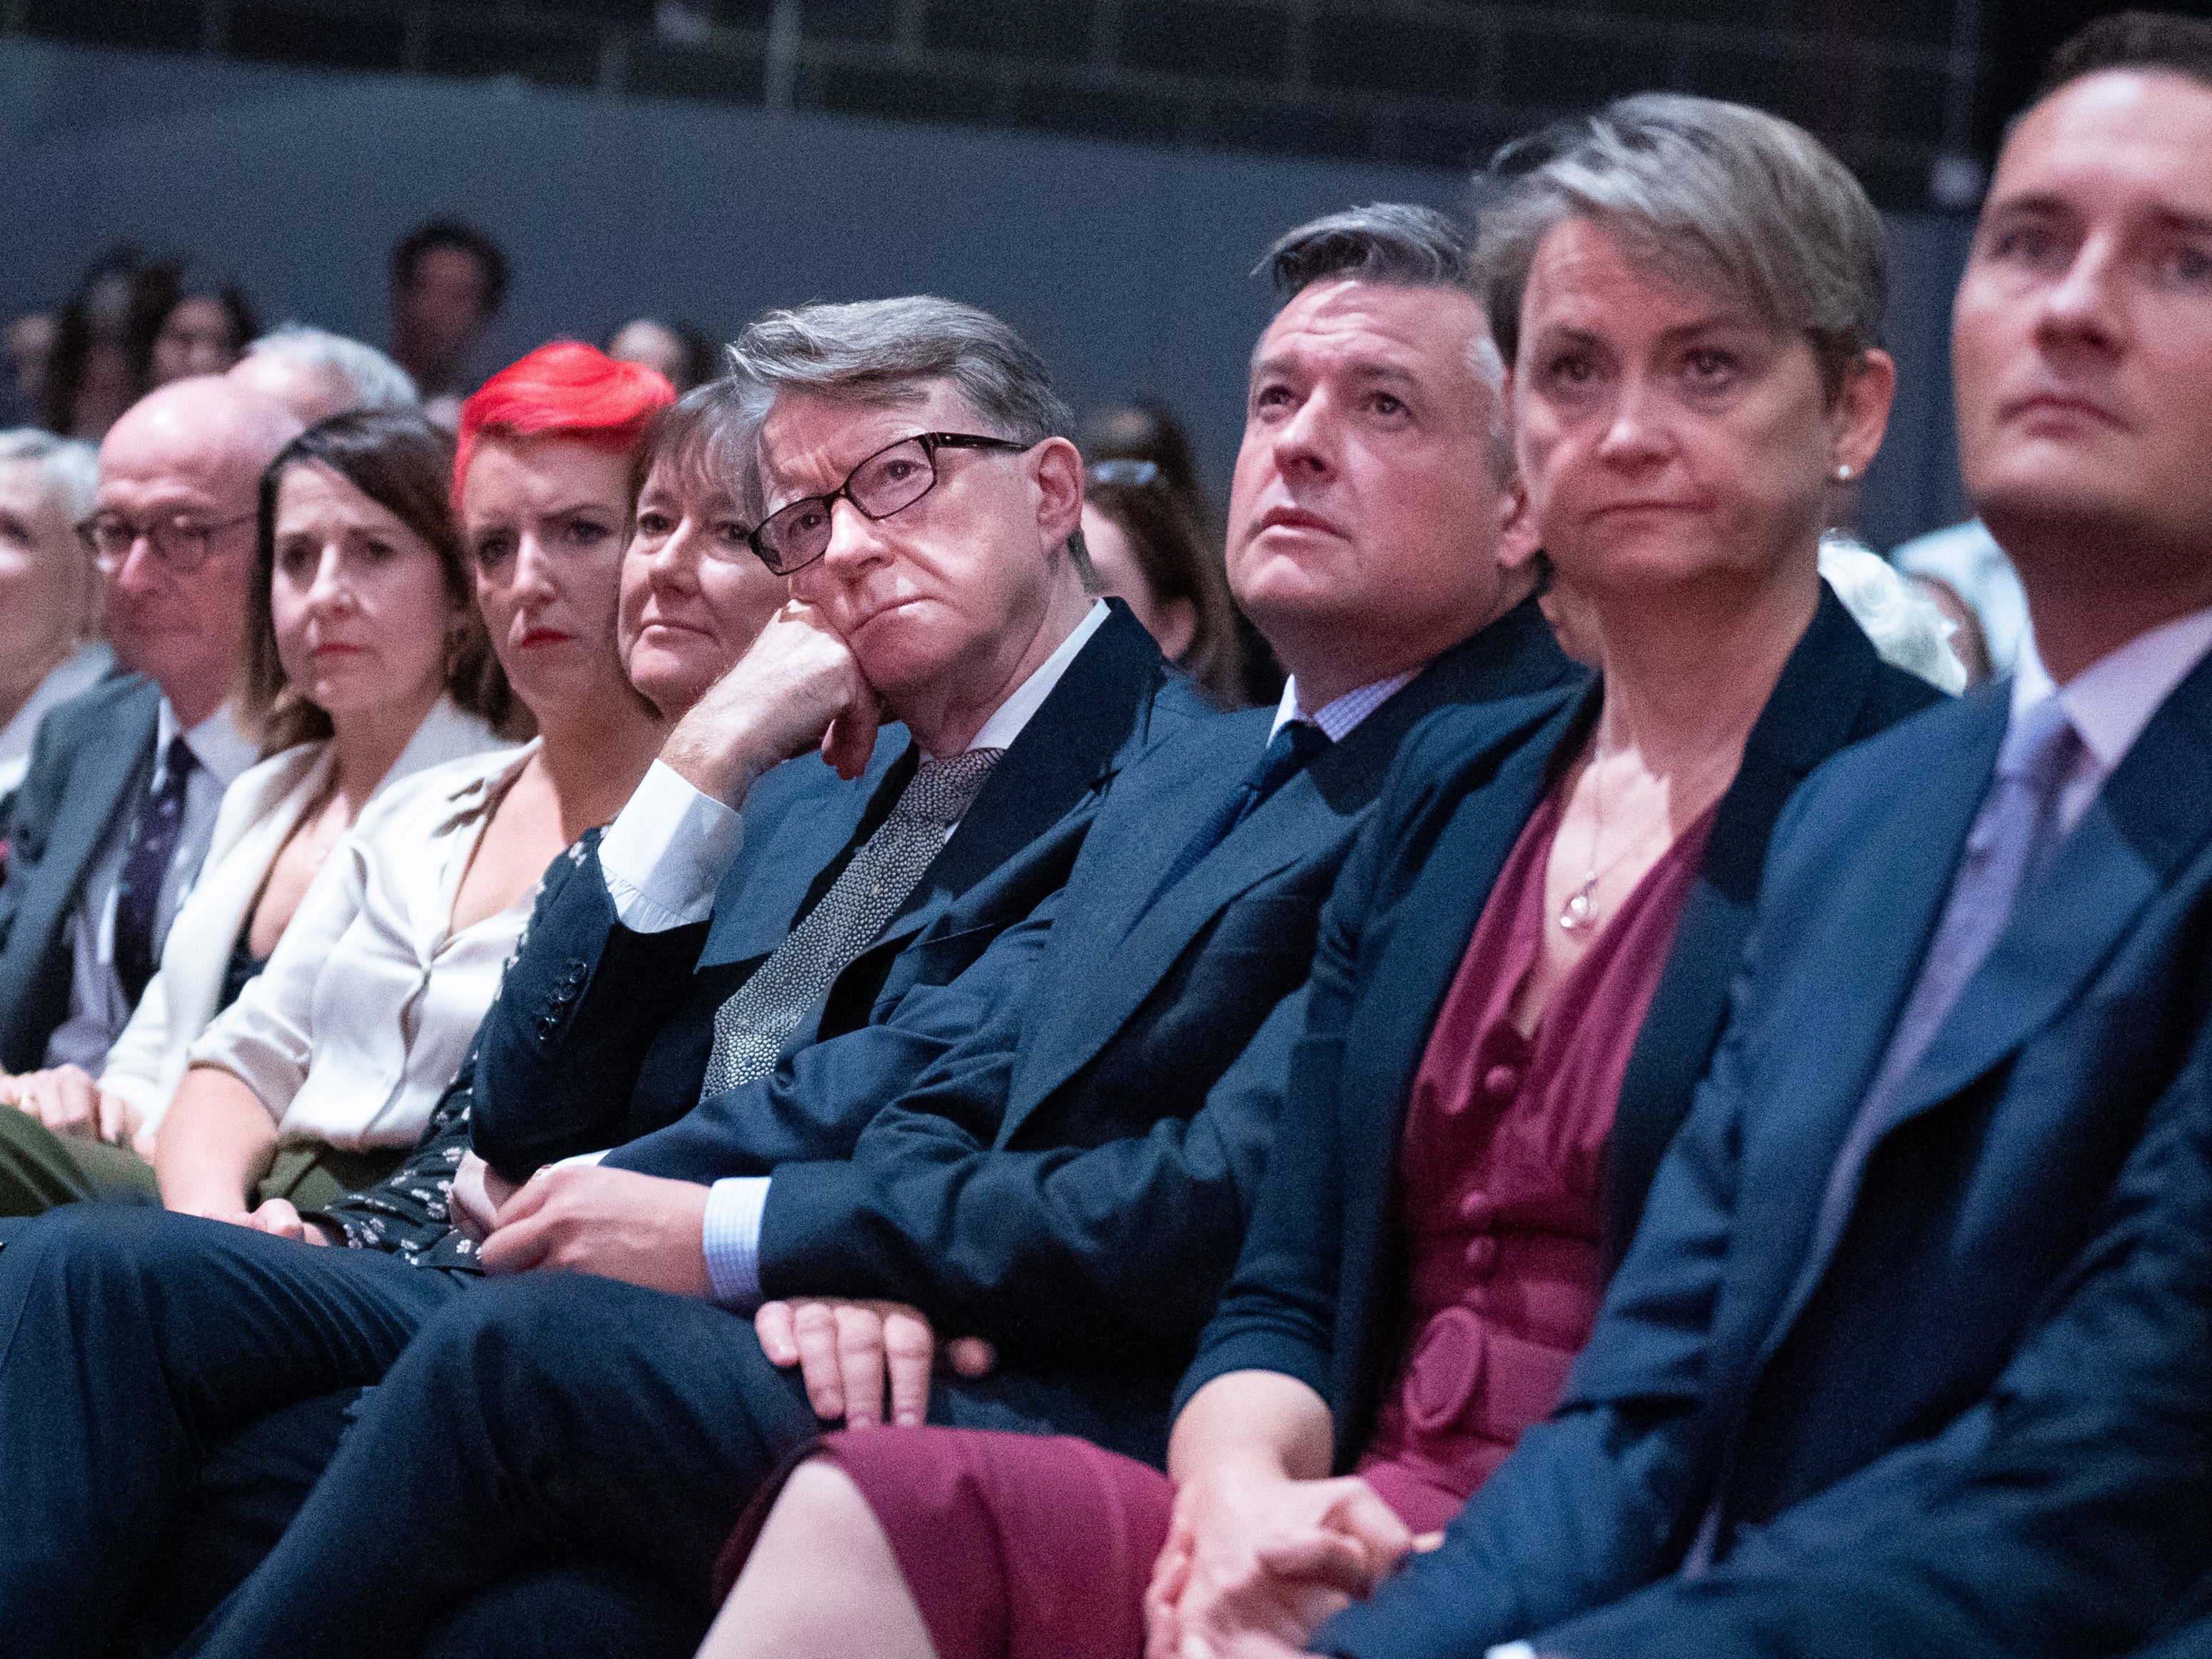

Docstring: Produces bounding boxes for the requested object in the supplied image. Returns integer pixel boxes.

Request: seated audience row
[0,14,2206,1659]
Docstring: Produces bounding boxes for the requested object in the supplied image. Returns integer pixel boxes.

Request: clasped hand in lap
[1145,1470,1434,1659]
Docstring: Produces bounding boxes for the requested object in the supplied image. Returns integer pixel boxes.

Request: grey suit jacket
[0,672,157,1073]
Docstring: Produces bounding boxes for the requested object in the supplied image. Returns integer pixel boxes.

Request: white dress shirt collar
[2011,604,2212,776]
[157,697,261,790]
[953,598,1111,759]
[1269,668,1422,746]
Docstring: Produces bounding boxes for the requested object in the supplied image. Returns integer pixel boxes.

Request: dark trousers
[0,1205,468,1658]
[179,1273,1170,1659]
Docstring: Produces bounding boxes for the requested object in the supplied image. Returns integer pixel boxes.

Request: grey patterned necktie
[698,746,1005,1098]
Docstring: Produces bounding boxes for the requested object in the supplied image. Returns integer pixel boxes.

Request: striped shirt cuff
[702,1176,773,1309]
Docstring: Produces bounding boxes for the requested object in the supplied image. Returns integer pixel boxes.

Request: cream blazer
[100,697,506,1136]
[186,737,537,1151]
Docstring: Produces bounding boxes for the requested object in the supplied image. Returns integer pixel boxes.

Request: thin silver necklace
[1559,741,1734,934]
[1559,748,1611,934]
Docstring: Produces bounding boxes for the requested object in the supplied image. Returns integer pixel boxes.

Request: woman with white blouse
[154,343,674,1228]
[0,409,520,1211]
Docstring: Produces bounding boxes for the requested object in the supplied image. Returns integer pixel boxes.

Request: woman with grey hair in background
[698,93,1944,1659]
[0,430,109,816]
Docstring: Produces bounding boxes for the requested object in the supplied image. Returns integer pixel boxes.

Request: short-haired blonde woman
[703,94,1946,1659]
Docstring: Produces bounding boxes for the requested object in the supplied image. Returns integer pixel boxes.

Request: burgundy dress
[725,788,1716,1659]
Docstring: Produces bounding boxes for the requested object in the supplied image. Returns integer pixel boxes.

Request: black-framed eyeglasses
[75,510,255,574]
[749,431,1030,575]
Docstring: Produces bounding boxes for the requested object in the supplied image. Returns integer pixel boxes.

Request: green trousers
[0,1108,401,1217]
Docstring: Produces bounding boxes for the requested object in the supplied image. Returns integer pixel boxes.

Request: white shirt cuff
[599,761,745,933]
[703,1176,772,1309]
[1486,1645,1539,1659]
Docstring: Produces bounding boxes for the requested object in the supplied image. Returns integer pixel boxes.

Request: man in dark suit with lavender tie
[1312,17,2212,1658]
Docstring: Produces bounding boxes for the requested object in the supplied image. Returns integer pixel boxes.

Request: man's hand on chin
[478,1165,713,1299]
[662,600,884,799]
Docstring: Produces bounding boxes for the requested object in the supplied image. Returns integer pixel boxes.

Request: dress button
[1457,1191,1496,1226]
[1463,1236,1499,1277]
[1483,1063,1519,1100]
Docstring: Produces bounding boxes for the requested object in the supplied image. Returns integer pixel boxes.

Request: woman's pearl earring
[1834,463,1854,483]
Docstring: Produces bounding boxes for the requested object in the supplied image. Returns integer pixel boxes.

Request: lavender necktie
[113,734,198,1006]
[1807,693,2083,1284]
[1683,694,2083,1578]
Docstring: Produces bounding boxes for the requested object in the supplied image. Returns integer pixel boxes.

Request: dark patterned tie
[698,746,1006,1098]
[113,734,198,1006]
[1149,720,1329,904]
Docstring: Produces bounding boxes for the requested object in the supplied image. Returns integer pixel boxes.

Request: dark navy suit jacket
[0,672,156,1073]
[699,601,1582,1460]
[474,602,1201,1181]
[1319,644,2212,1659]
[1180,586,1938,1465]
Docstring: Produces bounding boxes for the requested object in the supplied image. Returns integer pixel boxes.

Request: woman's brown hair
[1086,461,1247,710]
[247,408,522,754]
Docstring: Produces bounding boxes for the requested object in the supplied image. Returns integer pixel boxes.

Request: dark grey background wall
[1,34,1970,548]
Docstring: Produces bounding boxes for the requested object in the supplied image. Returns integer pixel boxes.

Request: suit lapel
[900,603,1167,911]
[1714,693,2008,1354]
[26,691,159,947]
[1739,657,2212,1388]
[1881,649,2212,1134]
[1336,693,1591,1243]
[1604,588,1901,1260]
[1007,748,1327,1121]
[1004,598,1581,1138]
[698,733,915,969]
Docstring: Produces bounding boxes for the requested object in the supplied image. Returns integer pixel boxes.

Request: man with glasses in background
[0,376,299,1144]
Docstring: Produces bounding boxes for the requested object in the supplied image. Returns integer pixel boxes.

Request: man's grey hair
[0,427,100,526]
[247,324,420,414]
[723,295,1091,577]
[1477,94,1888,402]
[1257,203,1511,481]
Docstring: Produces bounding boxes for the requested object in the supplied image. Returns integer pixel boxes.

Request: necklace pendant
[1559,880,1599,933]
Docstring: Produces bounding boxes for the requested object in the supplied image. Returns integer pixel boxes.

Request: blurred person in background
[1891,516,2030,683]
[1082,457,1246,706]
[0,431,110,810]
[148,266,258,388]
[41,247,174,441]
[610,317,723,394]
[1085,396,1286,706]
[1818,531,1969,692]
[0,377,302,1078]
[232,325,420,426]
[388,218,508,423]
[1080,398,1208,511]
[0,409,516,1213]
[5,312,57,426]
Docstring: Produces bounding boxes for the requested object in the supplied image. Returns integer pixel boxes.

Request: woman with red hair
[148,342,675,1232]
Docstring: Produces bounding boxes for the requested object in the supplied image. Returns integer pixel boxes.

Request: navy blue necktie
[1151,721,1329,902]
[114,735,198,1006]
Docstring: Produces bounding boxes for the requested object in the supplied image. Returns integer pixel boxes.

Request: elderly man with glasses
[0,376,298,1100]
